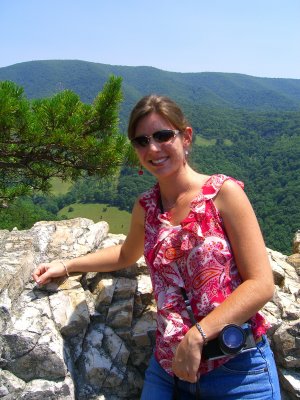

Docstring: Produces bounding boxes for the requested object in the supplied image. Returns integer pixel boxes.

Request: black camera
[202,323,257,361]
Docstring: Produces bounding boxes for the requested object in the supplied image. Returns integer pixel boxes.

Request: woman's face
[133,112,192,179]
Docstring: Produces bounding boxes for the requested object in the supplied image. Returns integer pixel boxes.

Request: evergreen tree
[0,76,135,203]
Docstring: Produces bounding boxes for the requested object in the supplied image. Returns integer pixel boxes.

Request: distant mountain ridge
[1,60,300,116]
[1,59,299,254]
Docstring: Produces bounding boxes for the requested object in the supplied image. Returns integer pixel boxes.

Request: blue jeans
[141,336,281,399]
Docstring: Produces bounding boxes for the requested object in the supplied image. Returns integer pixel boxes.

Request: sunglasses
[131,129,180,148]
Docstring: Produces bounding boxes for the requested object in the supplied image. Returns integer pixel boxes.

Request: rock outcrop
[0,218,299,399]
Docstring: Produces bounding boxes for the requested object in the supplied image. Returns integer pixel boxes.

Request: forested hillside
[0,60,299,254]
[1,60,300,123]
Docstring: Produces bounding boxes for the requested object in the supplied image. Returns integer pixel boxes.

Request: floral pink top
[139,174,269,375]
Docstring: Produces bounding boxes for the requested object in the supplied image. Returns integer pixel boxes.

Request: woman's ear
[182,127,193,148]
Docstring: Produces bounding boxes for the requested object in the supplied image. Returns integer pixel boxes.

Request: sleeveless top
[139,174,270,375]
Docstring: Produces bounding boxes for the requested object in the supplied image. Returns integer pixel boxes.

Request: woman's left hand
[172,326,203,383]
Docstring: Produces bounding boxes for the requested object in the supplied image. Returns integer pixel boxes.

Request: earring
[183,149,189,165]
[138,166,144,175]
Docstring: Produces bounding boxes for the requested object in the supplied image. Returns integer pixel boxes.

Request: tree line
[0,78,299,255]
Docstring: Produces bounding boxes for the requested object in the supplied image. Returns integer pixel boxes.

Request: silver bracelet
[59,260,70,277]
[195,322,208,345]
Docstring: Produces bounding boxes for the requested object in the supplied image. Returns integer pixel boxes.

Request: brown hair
[127,95,190,140]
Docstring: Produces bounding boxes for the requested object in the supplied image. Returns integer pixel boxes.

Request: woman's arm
[32,199,145,285]
[172,179,274,382]
[200,179,274,335]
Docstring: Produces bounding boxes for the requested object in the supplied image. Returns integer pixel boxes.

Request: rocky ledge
[0,219,299,399]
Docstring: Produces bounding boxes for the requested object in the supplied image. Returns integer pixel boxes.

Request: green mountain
[1,59,300,112]
[0,60,299,254]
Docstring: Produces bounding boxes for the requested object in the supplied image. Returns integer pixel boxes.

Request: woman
[33,95,280,399]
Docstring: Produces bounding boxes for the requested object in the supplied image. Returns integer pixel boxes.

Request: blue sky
[1,0,300,79]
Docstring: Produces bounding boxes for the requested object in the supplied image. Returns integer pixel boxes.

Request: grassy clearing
[195,136,233,147]
[195,136,216,146]
[58,203,131,235]
[50,178,73,195]
[224,138,233,146]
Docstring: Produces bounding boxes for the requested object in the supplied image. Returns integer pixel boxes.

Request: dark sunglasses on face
[131,129,180,148]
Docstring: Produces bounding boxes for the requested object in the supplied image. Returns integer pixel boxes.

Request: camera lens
[219,324,246,355]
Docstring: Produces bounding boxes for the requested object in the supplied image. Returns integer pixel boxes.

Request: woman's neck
[158,166,206,211]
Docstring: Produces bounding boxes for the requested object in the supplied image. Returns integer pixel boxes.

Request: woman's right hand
[172,325,203,383]
[32,260,68,285]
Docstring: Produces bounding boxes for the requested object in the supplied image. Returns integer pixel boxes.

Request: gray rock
[0,369,25,398]
[292,230,300,254]
[273,320,300,369]
[0,221,299,399]
[49,288,90,337]
[107,298,134,329]
[278,368,300,400]
[20,376,75,400]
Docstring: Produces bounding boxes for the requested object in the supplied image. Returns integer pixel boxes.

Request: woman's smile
[150,156,169,166]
